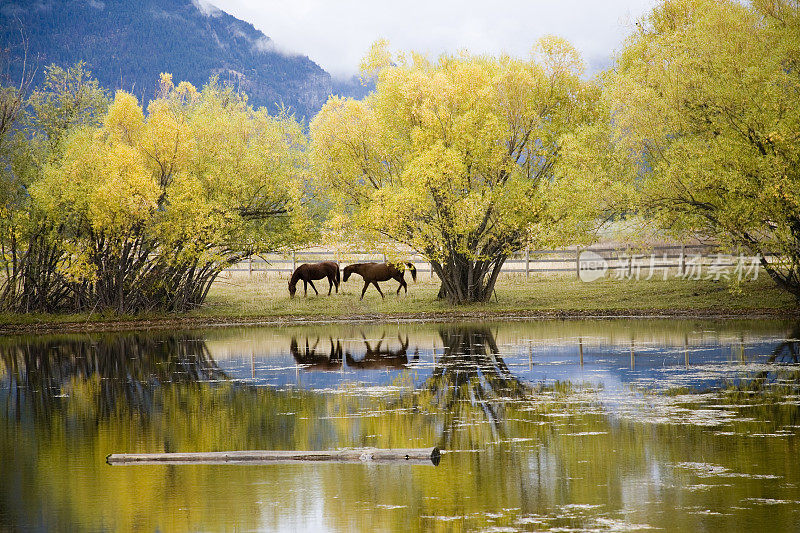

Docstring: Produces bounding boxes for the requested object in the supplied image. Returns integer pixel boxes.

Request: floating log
[107,447,441,466]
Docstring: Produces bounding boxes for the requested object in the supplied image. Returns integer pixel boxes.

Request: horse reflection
[290,337,343,370]
[345,334,416,369]
[290,333,417,370]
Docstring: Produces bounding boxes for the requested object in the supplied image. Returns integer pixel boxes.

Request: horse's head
[288,279,296,298]
[342,265,353,282]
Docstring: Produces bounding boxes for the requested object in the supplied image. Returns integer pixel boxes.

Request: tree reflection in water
[422,325,532,448]
[770,323,800,364]
[0,333,226,420]
[288,325,533,447]
[722,323,800,412]
[2,323,800,531]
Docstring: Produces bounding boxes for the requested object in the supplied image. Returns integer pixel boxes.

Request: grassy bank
[200,273,795,316]
[1,273,793,334]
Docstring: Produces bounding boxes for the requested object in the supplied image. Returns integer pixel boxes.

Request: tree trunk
[432,253,507,304]
[737,231,800,303]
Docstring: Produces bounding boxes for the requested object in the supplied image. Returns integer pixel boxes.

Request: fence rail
[223,244,766,281]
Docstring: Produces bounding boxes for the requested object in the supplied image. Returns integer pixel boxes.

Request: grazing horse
[288,261,340,297]
[342,262,417,300]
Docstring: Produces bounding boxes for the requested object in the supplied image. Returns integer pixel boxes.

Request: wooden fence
[224,244,764,281]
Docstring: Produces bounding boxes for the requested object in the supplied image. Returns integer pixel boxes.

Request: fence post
[627,245,633,277]
[292,250,296,274]
[679,245,685,277]
[249,256,252,276]
[525,247,530,278]
[575,246,581,280]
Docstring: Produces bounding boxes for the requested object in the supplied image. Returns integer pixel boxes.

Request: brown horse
[288,261,340,297]
[342,262,417,300]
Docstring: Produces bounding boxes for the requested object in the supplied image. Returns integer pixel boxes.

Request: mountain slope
[0,0,368,119]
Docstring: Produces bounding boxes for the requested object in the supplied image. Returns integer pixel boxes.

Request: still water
[2,319,800,531]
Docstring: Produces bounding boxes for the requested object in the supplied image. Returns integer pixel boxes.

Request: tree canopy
[606,0,800,297]
[311,39,600,303]
[1,67,310,312]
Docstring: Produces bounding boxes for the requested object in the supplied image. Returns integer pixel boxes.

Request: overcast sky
[211,0,659,78]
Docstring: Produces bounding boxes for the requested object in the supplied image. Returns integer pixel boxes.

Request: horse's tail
[335,263,341,286]
[406,262,417,282]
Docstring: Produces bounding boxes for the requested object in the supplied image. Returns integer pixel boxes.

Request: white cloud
[192,0,222,17]
[212,0,658,76]
[251,35,301,58]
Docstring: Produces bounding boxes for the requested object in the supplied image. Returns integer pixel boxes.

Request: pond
[2,319,800,531]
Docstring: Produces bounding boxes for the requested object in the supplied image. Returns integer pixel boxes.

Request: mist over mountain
[0,0,371,120]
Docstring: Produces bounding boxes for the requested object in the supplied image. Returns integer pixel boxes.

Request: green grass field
[197,272,795,317]
[0,273,794,332]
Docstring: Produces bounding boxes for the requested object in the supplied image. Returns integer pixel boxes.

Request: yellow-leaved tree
[0,63,109,312]
[25,74,310,312]
[311,39,600,303]
[606,0,800,298]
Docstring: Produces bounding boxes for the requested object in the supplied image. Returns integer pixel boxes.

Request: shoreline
[1,307,797,335]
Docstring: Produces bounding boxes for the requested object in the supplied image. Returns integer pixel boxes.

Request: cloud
[227,24,302,58]
[212,0,658,76]
[192,0,222,17]
[251,35,301,58]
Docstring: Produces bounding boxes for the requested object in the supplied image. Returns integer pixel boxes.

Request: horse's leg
[372,281,385,299]
[308,280,319,295]
[303,280,308,297]
[327,276,333,295]
[396,276,406,295]
[360,281,370,300]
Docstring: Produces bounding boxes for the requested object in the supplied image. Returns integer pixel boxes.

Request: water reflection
[769,324,800,363]
[424,325,531,447]
[290,333,420,370]
[1,320,800,532]
[345,334,416,369]
[290,336,343,370]
[0,333,225,420]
